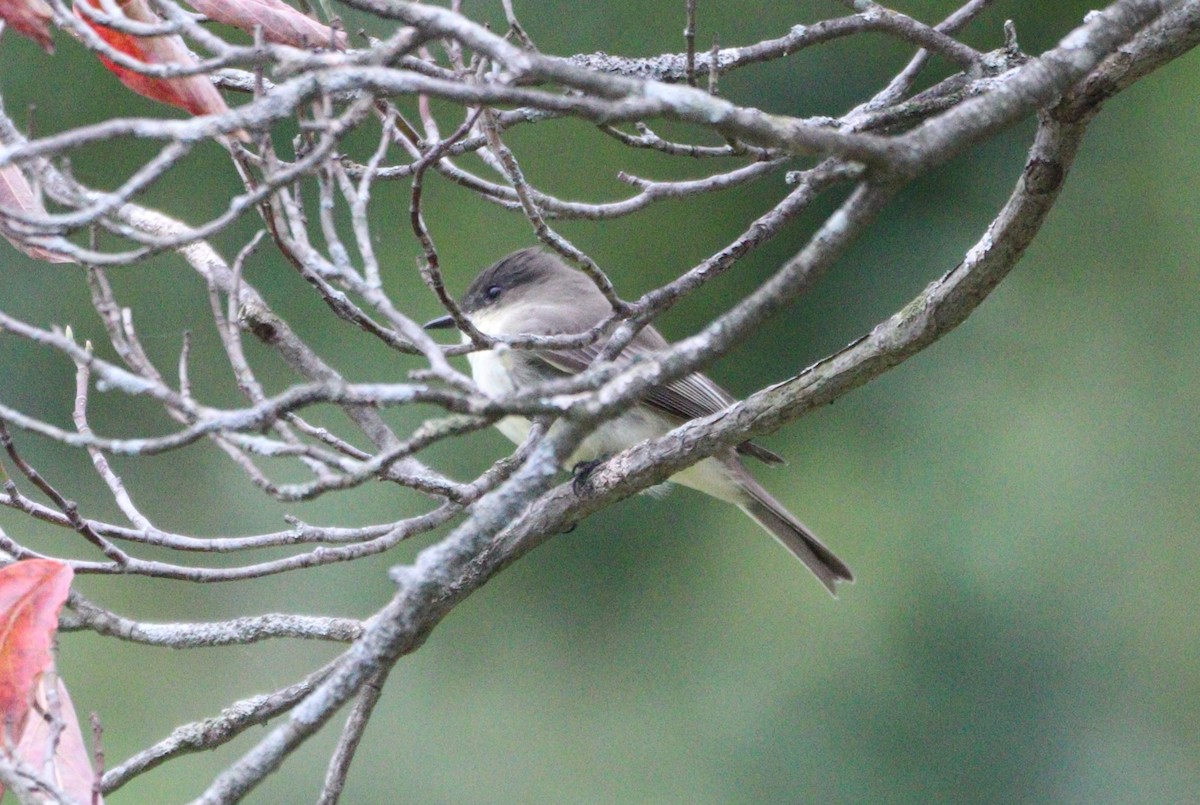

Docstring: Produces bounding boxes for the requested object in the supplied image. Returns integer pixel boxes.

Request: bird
[424,247,853,594]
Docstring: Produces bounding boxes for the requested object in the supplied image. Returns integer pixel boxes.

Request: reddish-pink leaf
[187,0,345,50]
[0,560,73,741]
[0,0,55,52]
[74,0,231,117]
[10,675,102,803]
[0,164,75,263]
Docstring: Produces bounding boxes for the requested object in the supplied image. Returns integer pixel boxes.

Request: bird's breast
[466,347,518,397]
[466,346,536,446]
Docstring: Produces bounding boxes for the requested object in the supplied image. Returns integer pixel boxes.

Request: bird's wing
[535,332,785,465]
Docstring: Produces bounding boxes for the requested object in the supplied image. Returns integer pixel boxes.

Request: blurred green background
[1,0,1198,802]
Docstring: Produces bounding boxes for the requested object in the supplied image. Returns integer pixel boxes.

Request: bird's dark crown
[459,247,568,314]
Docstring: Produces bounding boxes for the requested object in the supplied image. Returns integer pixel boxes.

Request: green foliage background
[0,1,1198,801]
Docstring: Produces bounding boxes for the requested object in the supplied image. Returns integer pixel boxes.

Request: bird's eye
[484,285,502,301]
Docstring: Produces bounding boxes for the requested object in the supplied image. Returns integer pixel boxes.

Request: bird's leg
[571,455,609,495]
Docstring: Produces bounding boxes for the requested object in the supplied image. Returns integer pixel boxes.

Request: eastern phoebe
[425,248,853,594]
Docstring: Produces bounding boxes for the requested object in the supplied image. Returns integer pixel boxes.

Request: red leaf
[74,0,231,117]
[0,0,55,52]
[0,560,73,740]
[187,0,346,50]
[0,164,75,263]
[12,675,103,804]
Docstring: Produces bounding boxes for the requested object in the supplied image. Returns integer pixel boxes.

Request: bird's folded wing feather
[534,337,785,465]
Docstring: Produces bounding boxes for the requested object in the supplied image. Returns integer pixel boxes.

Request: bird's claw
[571,456,608,495]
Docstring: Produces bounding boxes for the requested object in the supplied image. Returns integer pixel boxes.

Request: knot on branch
[1024,158,1065,195]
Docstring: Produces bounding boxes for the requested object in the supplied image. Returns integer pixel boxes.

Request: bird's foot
[571,455,609,495]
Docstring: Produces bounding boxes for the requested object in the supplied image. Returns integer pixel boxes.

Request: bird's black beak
[423,314,457,330]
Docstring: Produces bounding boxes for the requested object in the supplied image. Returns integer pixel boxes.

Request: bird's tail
[736,474,854,596]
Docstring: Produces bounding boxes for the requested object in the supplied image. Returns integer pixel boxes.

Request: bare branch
[60,593,363,647]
